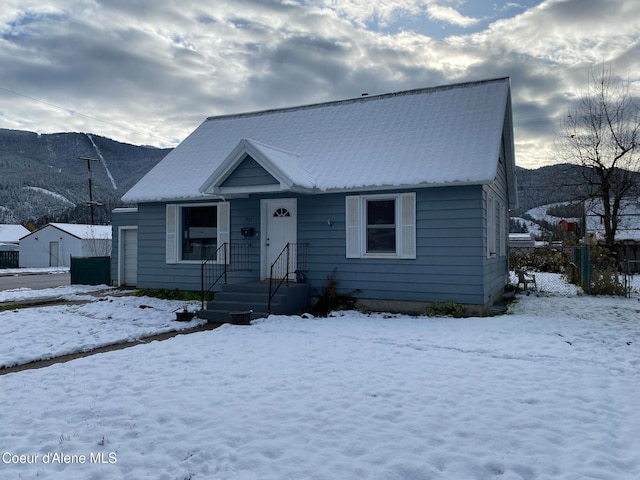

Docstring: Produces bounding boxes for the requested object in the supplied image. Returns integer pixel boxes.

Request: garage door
[121,228,138,286]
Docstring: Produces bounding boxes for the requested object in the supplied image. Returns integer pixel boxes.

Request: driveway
[0,271,71,291]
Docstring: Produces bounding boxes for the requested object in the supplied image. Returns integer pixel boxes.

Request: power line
[0,85,175,144]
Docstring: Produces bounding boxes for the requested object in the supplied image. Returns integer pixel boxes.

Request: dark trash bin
[230,310,252,325]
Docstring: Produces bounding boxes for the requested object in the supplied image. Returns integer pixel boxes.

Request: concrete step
[197,309,267,324]
[199,281,311,324]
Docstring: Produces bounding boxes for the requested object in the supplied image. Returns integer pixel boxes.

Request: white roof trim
[199,138,314,195]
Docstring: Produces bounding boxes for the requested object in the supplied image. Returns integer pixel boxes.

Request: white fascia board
[199,138,297,194]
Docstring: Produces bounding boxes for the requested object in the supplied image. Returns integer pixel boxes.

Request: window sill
[361,253,400,259]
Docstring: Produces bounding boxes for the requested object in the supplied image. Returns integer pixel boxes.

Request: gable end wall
[482,145,510,306]
[220,156,279,188]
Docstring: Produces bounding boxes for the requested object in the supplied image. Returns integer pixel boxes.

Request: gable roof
[123,77,516,203]
[0,224,30,243]
[202,138,315,193]
[22,223,112,241]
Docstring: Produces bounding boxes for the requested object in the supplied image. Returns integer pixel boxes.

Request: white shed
[19,223,112,268]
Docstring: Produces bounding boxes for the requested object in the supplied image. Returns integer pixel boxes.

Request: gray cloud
[0,0,638,168]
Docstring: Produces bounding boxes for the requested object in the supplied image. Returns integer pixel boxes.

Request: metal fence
[0,251,19,269]
[622,259,640,298]
[509,245,592,295]
[70,256,111,285]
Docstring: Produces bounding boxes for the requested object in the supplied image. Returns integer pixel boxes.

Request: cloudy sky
[0,0,639,169]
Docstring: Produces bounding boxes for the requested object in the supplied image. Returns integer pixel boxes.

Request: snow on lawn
[0,267,69,276]
[0,295,204,368]
[1,294,639,479]
[0,284,112,304]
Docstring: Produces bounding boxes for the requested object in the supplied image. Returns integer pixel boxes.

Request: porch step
[197,282,311,324]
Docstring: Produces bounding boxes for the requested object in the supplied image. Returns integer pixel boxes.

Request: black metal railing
[201,243,251,308]
[268,243,308,313]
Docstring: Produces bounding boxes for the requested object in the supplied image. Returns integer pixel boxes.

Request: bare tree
[560,64,640,248]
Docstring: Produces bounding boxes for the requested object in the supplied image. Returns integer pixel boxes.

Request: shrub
[311,268,357,317]
[425,301,466,318]
[590,266,625,295]
[510,247,567,273]
[133,288,213,302]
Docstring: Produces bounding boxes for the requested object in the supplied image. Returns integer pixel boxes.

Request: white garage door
[121,228,138,286]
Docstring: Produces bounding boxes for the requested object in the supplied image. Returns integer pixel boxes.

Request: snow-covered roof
[123,77,516,203]
[0,224,30,243]
[585,198,640,242]
[22,223,112,240]
[509,233,535,240]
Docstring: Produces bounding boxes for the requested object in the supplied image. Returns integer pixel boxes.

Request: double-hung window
[346,192,416,259]
[366,198,397,253]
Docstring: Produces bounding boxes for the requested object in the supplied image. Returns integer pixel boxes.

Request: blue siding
[296,186,487,306]
[133,181,509,311]
[221,156,278,187]
[482,143,511,305]
[136,200,261,291]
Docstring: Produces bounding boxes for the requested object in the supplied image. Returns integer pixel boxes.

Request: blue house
[112,77,517,318]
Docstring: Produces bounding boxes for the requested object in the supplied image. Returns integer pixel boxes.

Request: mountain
[0,127,635,227]
[514,163,587,215]
[0,129,172,225]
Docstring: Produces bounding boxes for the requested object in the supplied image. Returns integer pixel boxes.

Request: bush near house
[510,247,567,273]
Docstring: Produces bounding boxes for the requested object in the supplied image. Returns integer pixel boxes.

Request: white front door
[261,198,297,279]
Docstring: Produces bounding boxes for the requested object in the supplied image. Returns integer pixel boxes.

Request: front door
[261,198,297,279]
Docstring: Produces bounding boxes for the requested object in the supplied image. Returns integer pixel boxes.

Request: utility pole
[79,156,103,225]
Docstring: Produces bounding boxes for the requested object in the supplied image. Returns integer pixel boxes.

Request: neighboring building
[559,219,578,232]
[20,223,112,268]
[0,224,29,245]
[585,199,640,243]
[113,77,518,316]
[509,233,535,249]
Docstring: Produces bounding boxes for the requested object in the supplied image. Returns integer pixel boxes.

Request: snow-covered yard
[0,292,204,368]
[1,288,639,479]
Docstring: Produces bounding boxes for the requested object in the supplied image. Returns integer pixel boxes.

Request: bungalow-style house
[20,223,112,268]
[113,77,517,317]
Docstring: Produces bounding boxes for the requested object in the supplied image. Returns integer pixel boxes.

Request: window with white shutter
[166,202,230,263]
[345,192,416,259]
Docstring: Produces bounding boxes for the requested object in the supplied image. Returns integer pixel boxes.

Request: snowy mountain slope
[0,129,171,224]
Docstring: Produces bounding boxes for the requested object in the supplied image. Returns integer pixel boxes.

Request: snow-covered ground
[0,267,70,277]
[0,293,204,368]
[1,276,639,479]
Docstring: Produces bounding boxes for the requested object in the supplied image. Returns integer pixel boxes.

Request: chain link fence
[622,259,640,298]
[509,245,592,295]
[510,244,639,296]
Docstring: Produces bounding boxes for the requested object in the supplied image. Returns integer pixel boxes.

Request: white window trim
[499,203,507,257]
[487,195,497,258]
[166,202,230,264]
[487,195,508,259]
[345,192,416,259]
